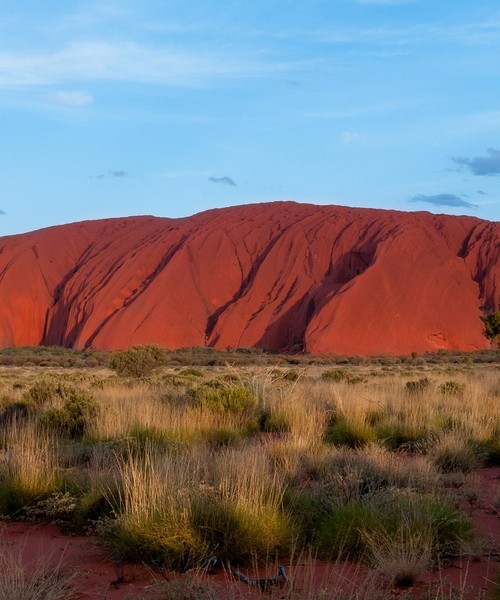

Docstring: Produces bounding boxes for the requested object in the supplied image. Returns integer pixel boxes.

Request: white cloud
[0,41,304,89]
[53,90,93,106]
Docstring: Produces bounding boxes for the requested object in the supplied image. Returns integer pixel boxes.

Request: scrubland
[0,348,499,599]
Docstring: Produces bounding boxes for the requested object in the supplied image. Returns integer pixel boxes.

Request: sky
[1,0,500,236]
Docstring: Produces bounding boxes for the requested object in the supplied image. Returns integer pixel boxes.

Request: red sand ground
[1,466,499,599]
[0,202,498,355]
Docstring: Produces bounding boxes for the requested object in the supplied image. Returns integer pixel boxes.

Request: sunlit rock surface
[0,202,498,354]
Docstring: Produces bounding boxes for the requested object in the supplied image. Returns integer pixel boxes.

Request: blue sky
[1,0,500,235]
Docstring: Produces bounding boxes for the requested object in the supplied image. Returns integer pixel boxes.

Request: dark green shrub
[481,310,500,347]
[284,488,331,547]
[41,390,99,439]
[108,345,167,378]
[0,401,32,426]
[316,502,379,559]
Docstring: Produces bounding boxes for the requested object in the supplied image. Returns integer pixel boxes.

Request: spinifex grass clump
[107,446,207,568]
[0,421,60,514]
[192,448,292,564]
[191,383,258,414]
[363,523,432,587]
[106,444,292,568]
[0,544,77,600]
[314,488,472,563]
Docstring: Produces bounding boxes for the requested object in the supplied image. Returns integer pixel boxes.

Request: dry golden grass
[0,361,497,580]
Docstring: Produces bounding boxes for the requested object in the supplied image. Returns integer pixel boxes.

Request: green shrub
[258,410,290,433]
[107,513,208,569]
[179,368,204,377]
[22,379,72,407]
[41,390,99,439]
[190,497,293,565]
[108,345,167,378]
[481,310,500,347]
[316,502,379,559]
[315,492,471,562]
[192,385,257,414]
[325,420,375,448]
[322,368,348,382]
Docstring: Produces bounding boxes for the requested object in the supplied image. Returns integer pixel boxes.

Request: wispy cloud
[53,90,94,106]
[0,41,305,89]
[308,14,500,47]
[209,176,236,186]
[451,148,500,176]
[409,193,478,209]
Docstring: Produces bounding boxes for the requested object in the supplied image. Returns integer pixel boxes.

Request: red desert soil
[0,201,498,354]
[1,467,499,599]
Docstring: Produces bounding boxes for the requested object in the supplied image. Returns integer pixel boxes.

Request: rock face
[0,202,498,354]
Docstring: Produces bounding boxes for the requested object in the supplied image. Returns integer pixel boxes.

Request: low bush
[405,377,431,394]
[179,368,204,378]
[191,385,257,414]
[430,434,478,473]
[325,420,375,448]
[40,390,99,439]
[322,369,348,382]
[22,379,73,408]
[315,490,471,563]
[108,345,167,378]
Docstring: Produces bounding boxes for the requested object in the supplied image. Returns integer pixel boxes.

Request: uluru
[0,201,498,355]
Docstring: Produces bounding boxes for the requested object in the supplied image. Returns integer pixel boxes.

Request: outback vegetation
[0,345,498,599]
[482,310,500,348]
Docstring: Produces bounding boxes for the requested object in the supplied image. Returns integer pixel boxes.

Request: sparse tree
[480,310,500,347]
